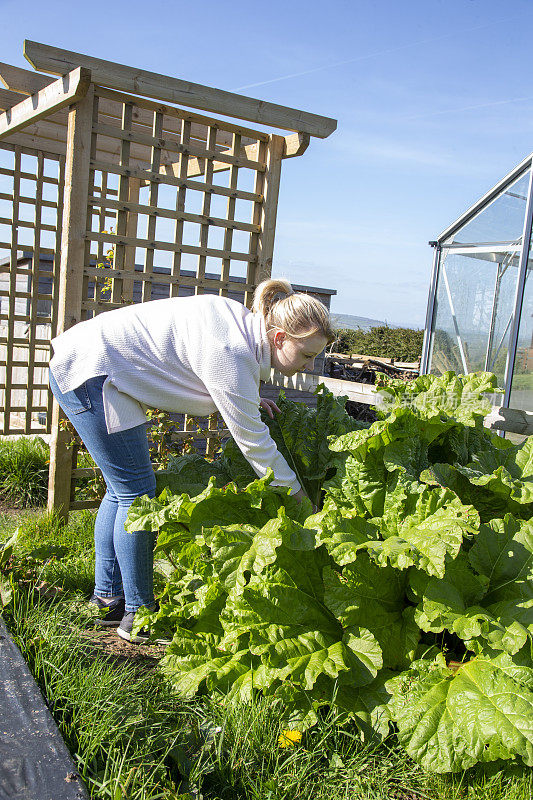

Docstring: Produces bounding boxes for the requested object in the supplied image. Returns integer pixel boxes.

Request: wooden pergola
[0,41,336,517]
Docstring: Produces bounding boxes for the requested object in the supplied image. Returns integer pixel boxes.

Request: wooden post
[48,86,94,520]
[122,177,141,303]
[247,134,284,304]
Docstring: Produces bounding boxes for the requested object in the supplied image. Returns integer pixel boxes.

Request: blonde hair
[252,278,335,342]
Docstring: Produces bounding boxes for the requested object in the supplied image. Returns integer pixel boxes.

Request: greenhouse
[421,152,533,415]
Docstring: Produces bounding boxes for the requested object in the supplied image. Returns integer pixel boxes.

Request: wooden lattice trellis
[0,144,64,435]
[0,41,337,517]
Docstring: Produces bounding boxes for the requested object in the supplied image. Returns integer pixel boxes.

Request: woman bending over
[49,278,334,642]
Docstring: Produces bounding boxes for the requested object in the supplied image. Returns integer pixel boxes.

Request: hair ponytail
[251,278,294,318]
[252,277,335,342]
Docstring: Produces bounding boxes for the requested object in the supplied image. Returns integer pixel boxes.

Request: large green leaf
[411,543,531,657]
[187,473,313,534]
[325,410,456,519]
[470,516,533,593]
[323,560,418,669]
[376,371,500,426]
[203,523,271,592]
[467,520,533,655]
[454,437,533,505]
[275,628,382,690]
[361,488,478,578]
[125,483,213,533]
[189,482,271,533]
[420,462,526,522]
[155,453,231,496]
[161,628,257,697]
[220,437,257,487]
[222,548,337,653]
[334,670,395,741]
[431,424,511,467]
[485,582,533,659]
[271,682,322,730]
[221,547,381,690]
[153,522,194,556]
[388,653,533,772]
[307,506,379,566]
[268,386,361,506]
[135,567,226,639]
[324,452,389,517]
[381,411,456,481]
[203,511,316,594]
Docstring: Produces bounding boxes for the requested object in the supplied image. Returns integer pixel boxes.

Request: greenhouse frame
[422,152,533,417]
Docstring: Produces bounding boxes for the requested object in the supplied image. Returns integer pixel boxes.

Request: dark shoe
[117,610,151,644]
[89,594,126,627]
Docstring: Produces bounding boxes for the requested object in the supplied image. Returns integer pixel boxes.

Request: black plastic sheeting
[0,618,88,800]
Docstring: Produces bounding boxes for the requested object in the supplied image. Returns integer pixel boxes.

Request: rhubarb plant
[127,373,533,774]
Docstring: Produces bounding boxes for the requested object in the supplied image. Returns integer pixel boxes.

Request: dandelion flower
[278,729,302,748]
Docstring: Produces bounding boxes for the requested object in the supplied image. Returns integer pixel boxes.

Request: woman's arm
[206,383,302,495]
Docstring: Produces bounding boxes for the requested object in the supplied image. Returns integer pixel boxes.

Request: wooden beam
[0,67,260,148]
[268,370,381,406]
[3,102,263,176]
[6,117,188,168]
[93,159,263,203]
[0,87,26,110]
[186,134,307,179]
[88,193,260,233]
[0,69,266,149]
[0,61,55,94]
[0,61,53,94]
[96,86,269,142]
[24,40,337,138]
[283,132,311,158]
[0,67,91,139]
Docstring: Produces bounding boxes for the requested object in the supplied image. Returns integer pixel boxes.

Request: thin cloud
[230,15,519,93]
[404,95,532,121]
[326,133,459,170]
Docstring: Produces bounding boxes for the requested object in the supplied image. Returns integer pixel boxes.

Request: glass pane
[447,169,530,246]
[430,248,518,391]
[510,246,533,413]
[485,252,521,390]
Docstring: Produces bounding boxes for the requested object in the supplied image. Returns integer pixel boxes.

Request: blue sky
[2,0,533,327]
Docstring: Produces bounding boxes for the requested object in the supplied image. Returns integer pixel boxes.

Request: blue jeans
[48,370,156,613]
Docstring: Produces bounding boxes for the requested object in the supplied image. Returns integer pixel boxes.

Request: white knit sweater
[50,296,300,493]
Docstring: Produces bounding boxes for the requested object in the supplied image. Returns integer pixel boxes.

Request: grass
[0,435,49,507]
[0,435,104,510]
[5,590,191,798]
[1,508,532,799]
[1,507,96,594]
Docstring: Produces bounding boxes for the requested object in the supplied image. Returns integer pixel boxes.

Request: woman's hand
[292,487,317,511]
[292,488,308,504]
[259,398,281,419]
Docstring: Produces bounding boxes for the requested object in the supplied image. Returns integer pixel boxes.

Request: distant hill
[332,313,424,331]
[331,313,395,331]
